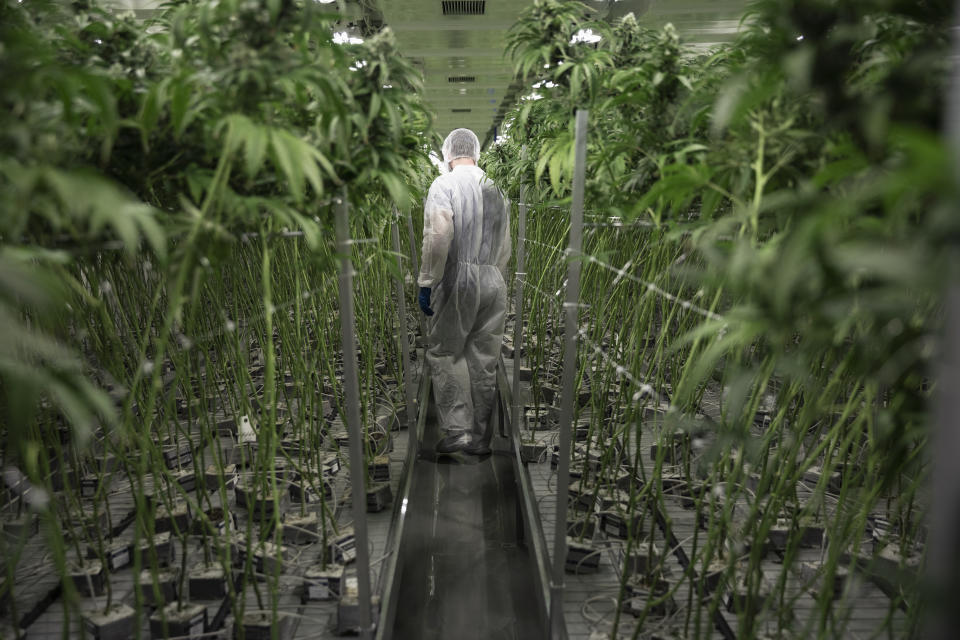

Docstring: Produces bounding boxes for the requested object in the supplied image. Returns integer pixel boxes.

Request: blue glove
[418,287,434,316]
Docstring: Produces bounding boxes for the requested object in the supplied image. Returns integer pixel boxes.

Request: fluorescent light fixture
[532,80,557,89]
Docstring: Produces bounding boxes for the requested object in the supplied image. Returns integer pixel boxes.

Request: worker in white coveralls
[417,128,511,455]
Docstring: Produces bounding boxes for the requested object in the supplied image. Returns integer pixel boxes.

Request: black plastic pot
[84,604,136,640]
[149,602,207,639]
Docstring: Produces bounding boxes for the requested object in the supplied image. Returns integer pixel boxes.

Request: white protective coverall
[419,133,511,445]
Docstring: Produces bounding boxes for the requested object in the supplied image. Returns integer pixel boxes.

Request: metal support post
[405,209,428,349]
[334,190,374,640]
[926,7,960,639]
[391,206,416,431]
[512,180,528,434]
[548,110,589,640]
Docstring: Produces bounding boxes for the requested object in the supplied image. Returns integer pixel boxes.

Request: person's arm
[418,182,454,288]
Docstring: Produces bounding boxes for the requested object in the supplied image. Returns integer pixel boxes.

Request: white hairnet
[441,128,481,165]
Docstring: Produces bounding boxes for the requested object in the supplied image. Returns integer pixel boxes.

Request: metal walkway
[380,369,549,640]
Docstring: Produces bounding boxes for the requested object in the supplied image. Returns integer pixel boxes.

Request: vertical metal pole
[391,206,416,431]
[549,110,588,640]
[334,190,373,640]
[405,209,428,346]
[512,177,528,433]
[927,7,960,640]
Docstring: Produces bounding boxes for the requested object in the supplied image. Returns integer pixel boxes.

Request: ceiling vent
[442,1,485,16]
[448,76,476,83]
[452,108,472,113]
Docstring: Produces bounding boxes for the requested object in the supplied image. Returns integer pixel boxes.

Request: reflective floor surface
[391,415,544,640]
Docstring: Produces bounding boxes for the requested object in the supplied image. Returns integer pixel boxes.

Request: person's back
[418,129,510,455]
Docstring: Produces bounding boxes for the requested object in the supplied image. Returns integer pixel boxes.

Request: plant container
[623,575,677,617]
[189,565,228,601]
[623,543,660,579]
[567,481,598,513]
[238,611,294,639]
[602,511,644,539]
[337,578,380,636]
[84,604,136,640]
[329,528,356,564]
[150,602,207,639]
[799,561,848,597]
[86,540,133,572]
[520,442,547,464]
[282,512,320,545]
[70,560,106,596]
[302,564,344,602]
[322,453,341,477]
[173,470,197,493]
[162,441,193,470]
[205,464,238,491]
[1,513,38,538]
[368,455,391,483]
[155,501,191,535]
[567,515,598,540]
[565,537,601,574]
[137,568,178,607]
[366,482,393,512]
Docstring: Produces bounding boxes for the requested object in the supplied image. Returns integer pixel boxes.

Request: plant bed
[239,611,294,640]
[302,564,344,602]
[84,603,136,640]
[189,564,228,600]
[137,568,178,607]
[366,482,393,512]
[565,537,601,574]
[70,560,106,596]
[281,512,320,545]
[150,602,207,639]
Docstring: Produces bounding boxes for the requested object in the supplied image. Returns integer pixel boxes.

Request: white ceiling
[376,0,748,147]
